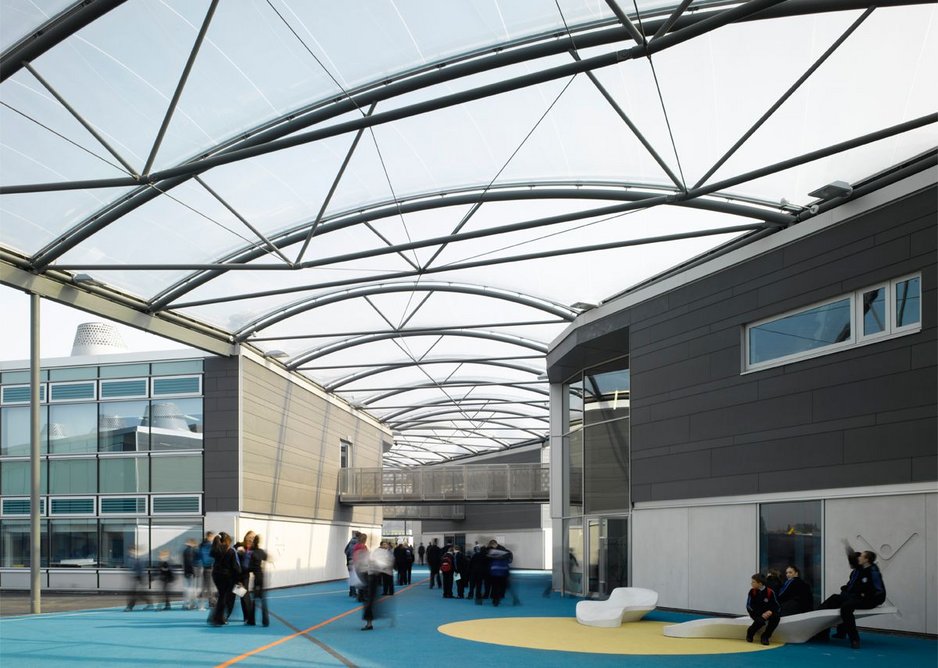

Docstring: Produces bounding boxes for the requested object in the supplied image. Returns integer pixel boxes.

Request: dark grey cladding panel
[644,382,758,423]
[547,309,631,382]
[630,415,689,450]
[203,356,240,512]
[710,432,844,477]
[812,367,936,422]
[844,418,937,462]
[757,459,912,494]
[632,355,710,400]
[645,473,759,501]
[755,345,912,400]
[911,456,937,482]
[630,450,710,484]
[689,392,814,441]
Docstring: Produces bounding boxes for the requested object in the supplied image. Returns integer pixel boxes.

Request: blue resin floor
[1,567,934,667]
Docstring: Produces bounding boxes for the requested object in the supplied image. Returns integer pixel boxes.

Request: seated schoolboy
[746,573,781,645]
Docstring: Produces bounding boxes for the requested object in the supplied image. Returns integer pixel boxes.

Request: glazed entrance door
[587,517,628,596]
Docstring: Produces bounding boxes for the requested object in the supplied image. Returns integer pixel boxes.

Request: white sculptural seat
[662,605,898,643]
[576,587,659,628]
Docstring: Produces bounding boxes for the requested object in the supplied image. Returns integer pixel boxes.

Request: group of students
[206,530,270,627]
[427,538,517,606]
[745,539,886,648]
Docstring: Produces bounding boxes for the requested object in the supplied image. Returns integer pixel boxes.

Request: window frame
[743,272,922,372]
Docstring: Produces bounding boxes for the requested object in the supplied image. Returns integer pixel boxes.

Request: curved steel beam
[1,0,127,82]
[326,359,543,392]
[390,411,549,433]
[361,377,549,407]
[236,281,574,342]
[396,420,545,441]
[23,0,795,270]
[389,406,548,427]
[288,329,548,369]
[153,181,792,310]
[376,395,548,423]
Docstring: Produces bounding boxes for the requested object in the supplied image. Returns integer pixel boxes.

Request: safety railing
[382,505,466,520]
[338,463,550,504]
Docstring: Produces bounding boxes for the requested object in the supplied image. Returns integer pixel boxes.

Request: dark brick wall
[556,186,937,503]
[203,355,240,512]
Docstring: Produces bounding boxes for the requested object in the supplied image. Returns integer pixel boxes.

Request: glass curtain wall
[561,355,630,595]
[0,361,204,579]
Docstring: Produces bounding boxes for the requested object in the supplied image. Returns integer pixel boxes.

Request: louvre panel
[50,382,96,401]
[2,498,46,515]
[50,497,95,514]
[152,376,200,396]
[2,384,45,403]
[100,497,146,514]
[151,496,200,514]
[100,379,148,399]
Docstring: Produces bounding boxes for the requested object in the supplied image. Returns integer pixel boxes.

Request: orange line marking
[216,577,428,667]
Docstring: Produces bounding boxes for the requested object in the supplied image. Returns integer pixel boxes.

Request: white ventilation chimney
[71,322,128,357]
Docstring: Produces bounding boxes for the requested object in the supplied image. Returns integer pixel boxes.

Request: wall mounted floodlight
[72,273,104,287]
[264,349,289,358]
[570,301,597,312]
[807,180,853,200]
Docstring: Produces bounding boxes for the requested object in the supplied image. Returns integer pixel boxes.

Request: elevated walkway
[339,463,549,505]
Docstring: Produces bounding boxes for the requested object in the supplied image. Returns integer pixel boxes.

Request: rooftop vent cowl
[71,322,128,357]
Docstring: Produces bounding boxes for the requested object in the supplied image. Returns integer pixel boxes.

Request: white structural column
[30,293,41,613]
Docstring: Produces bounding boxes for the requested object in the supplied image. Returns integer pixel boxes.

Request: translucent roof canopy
[2,0,936,466]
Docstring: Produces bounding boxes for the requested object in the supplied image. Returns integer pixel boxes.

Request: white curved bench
[662,606,898,643]
[576,587,659,628]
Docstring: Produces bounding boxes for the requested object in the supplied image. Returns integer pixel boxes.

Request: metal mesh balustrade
[338,464,549,505]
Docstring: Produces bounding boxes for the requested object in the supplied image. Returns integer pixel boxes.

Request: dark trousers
[362,574,380,623]
[428,565,441,588]
[211,572,234,625]
[396,567,406,586]
[489,575,507,605]
[251,585,269,626]
[405,565,412,584]
[820,594,880,641]
[748,613,780,640]
[456,574,466,597]
[442,571,454,597]
[382,572,394,595]
[126,574,151,609]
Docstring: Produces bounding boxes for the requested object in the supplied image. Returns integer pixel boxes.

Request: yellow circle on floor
[438,618,782,655]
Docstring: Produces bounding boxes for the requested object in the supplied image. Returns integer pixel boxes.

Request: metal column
[30,293,41,613]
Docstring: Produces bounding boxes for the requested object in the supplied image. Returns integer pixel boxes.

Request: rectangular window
[0,519,48,567]
[895,275,921,329]
[151,454,202,493]
[148,398,203,451]
[49,458,97,495]
[149,519,202,567]
[1,405,48,456]
[745,273,922,371]
[860,286,886,336]
[151,495,201,514]
[100,519,147,568]
[759,501,822,608]
[1,459,48,495]
[1,497,46,516]
[99,400,150,452]
[48,402,98,454]
[340,439,352,468]
[50,519,98,566]
[99,457,149,493]
[748,297,851,366]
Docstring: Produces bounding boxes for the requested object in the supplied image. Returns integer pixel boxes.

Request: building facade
[0,346,388,591]
[547,172,937,634]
